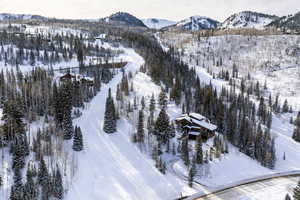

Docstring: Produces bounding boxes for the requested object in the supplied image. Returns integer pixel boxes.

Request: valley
[0,7,300,200]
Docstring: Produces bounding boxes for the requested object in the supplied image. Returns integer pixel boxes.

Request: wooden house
[175,113,217,140]
[60,73,76,82]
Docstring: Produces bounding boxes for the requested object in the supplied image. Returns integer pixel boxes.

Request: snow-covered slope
[142,18,176,29]
[221,11,278,29]
[268,11,300,31]
[169,16,220,31]
[65,46,193,200]
[0,13,46,21]
[158,32,300,195]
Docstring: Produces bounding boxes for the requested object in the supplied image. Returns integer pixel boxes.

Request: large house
[60,73,94,86]
[175,113,217,140]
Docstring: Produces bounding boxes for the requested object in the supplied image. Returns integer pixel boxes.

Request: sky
[0,0,299,22]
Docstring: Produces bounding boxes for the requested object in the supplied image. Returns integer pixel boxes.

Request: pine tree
[38,157,49,187]
[294,180,300,200]
[10,168,23,200]
[195,136,203,164]
[53,167,64,199]
[63,112,73,140]
[188,158,196,187]
[73,126,84,151]
[282,99,289,113]
[285,194,291,200]
[154,107,171,144]
[11,137,27,170]
[149,93,155,114]
[23,166,38,200]
[2,100,25,142]
[293,112,300,142]
[181,136,189,166]
[136,110,144,143]
[103,88,117,133]
[170,77,181,105]
[141,96,145,110]
[133,97,137,110]
[158,89,168,108]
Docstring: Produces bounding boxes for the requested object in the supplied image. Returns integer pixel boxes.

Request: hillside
[102,12,147,28]
[268,11,300,32]
[0,13,46,21]
[164,16,219,31]
[221,11,278,29]
[142,18,176,29]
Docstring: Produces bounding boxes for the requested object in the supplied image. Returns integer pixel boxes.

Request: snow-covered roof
[189,113,206,121]
[177,113,217,131]
[191,118,217,131]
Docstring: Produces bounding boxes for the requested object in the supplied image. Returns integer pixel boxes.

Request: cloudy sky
[0,0,298,21]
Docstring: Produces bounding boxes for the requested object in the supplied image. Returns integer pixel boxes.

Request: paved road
[191,176,299,200]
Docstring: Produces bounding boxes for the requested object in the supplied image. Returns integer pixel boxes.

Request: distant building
[59,73,94,86]
[60,73,76,82]
[175,113,217,140]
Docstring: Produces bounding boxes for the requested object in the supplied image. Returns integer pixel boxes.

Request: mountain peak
[221,11,279,29]
[0,13,46,21]
[103,12,147,28]
[142,18,176,29]
[166,15,219,31]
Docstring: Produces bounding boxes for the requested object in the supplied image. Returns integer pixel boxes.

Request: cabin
[175,113,217,140]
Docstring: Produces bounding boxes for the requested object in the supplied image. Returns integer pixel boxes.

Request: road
[188,175,300,200]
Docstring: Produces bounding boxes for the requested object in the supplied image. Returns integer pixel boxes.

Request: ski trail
[65,47,183,200]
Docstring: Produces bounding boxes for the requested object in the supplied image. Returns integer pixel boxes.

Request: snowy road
[189,175,300,200]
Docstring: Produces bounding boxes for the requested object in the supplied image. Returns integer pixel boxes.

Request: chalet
[59,73,94,86]
[175,113,217,140]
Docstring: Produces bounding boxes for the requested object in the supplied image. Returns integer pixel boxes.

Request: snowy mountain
[167,16,220,31]
[221,11,279,29]
[102,12,147,28]
[142,18,176,29]
[0,13,46,21]
[268,11,300,31]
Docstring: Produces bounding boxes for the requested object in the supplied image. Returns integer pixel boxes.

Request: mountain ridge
[220,11,279,29]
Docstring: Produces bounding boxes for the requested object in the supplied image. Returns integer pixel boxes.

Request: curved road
[187,173,300,200]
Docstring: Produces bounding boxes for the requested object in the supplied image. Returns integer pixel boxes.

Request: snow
[221,11,278,29]
[175,16,219,31]
[142,18,176,29]
[156,32,300,198]
[65,46,193,200]
[176,113,217,131]
[189,113,206,121]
